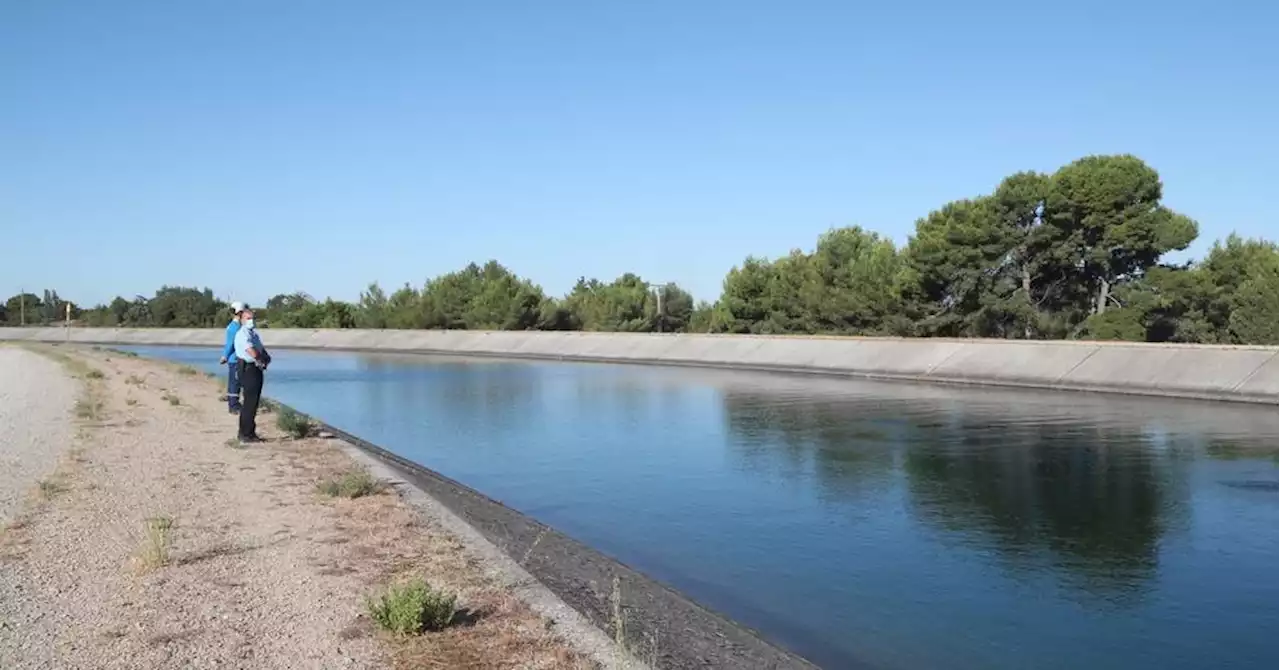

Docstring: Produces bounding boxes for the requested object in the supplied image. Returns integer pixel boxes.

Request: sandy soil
[0,345,595,670]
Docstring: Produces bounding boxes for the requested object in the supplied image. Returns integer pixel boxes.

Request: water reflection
[903,420,1176,601]
[720,382,1273,604]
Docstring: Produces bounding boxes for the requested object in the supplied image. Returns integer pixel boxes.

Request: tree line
[4,154,1276,345]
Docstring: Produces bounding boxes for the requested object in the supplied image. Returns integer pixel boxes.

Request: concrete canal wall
[2,327,1276,404]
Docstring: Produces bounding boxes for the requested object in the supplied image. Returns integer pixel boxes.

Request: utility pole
[646,282,668,333]
[19,287,24,326]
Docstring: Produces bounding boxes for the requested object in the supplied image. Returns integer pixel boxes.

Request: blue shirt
[222,320,240,362]
[233,325,265,363]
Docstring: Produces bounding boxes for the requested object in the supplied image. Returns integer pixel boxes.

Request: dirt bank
[0,345,605,669]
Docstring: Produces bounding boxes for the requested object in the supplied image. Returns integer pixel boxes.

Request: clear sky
[2,0,1276,307]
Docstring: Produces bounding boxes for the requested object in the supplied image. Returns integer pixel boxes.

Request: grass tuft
[176,365,198,376]
[125,397,138,406]
[366,578,457,635]
[126,374,145,386]
[38,477,68,499]
[162,392,181,406]
[276,407,314,438]
[75,397,103,420]
[85,368,105,380]
[317,470,382,499]
[140,516,174,570]
[260,398,278,413]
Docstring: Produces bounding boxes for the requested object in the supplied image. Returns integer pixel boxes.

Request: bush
[317,470,381,499]
[276,407,314,438]
[366,578,457,635]
[85,369,105,379]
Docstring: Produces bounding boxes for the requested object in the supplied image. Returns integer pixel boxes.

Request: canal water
[123,346,1278,670]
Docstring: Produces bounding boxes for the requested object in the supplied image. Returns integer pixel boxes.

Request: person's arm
[220,323,238,362]
[238,328,265,365]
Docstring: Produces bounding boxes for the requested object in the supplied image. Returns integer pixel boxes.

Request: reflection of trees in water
[723,390,1193,601]
[722,393,902,500]
[903,418,1187,600]
[1204,438,1280,462]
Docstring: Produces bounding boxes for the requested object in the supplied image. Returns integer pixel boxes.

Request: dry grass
[272,438,593,669]
[126,374,146,386]
[75,397,104,420]
[38,477,68,499]
[137,516,175,571]
[176,365,199,376]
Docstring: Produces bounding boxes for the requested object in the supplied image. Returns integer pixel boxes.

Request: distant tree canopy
[11,154,1277,345]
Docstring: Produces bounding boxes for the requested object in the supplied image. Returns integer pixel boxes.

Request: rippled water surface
[125,346,1279,670]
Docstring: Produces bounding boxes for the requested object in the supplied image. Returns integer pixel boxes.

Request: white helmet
[230,301,246,314]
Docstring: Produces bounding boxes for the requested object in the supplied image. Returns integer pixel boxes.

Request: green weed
[317,470,382,499]
[366,578,457,635]
[276,407,314,438]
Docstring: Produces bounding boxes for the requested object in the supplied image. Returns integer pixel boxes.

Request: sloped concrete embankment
[1,328,1275,404]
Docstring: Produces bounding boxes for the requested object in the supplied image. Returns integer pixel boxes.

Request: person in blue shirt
[233,308,271,443]
[218,302,245,413]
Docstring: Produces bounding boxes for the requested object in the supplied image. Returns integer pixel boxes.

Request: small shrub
[317,470,381,499]
[276,407,314,438]
[75,397,103,420]
[366,578,457,635]
[126,375,145,386]
[141,516,174,569]
[38,478,67,498]
[162,392,181,406]
[260,398,278,413]
[85,369,105,380]
[125,397,138,406]
[177,365,198,376]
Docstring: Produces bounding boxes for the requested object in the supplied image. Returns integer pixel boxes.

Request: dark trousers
[226,360,242,410]
[238,361,264,438]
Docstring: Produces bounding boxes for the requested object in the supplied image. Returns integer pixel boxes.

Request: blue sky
[2,1,1275,306]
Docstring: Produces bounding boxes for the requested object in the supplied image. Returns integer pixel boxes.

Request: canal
[122,346,1278,670]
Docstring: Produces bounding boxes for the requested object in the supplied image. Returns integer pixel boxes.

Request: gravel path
[0,347,78,525]
[0,346,594,669]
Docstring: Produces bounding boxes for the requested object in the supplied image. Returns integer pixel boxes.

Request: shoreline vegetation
[4,155,1277,346]
[0,343,605,669]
